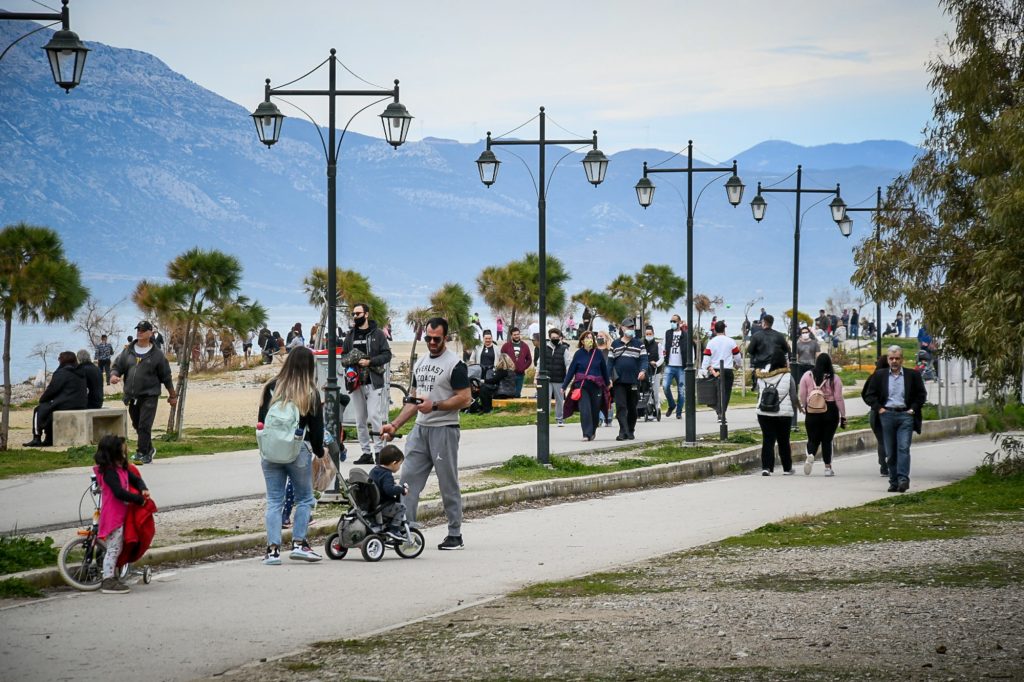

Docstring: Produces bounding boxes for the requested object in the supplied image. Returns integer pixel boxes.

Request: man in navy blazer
[862,345,927,492]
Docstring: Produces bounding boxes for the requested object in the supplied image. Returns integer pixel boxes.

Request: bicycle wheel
[57,536,106,591]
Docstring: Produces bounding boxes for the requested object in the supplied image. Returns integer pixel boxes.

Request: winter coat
[111,343,174,400]
[754,367,799,418]
[341,321,392,390]
[38,364,88,410]
[78,361,104,409]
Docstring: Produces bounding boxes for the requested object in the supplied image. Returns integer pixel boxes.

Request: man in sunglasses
[381,317,472,551]
[342,303,393,465]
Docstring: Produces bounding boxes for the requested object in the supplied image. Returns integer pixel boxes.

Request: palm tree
[0,223,88,450]
[302,267,389,345]
[134,248,256,437]
[430,282,475,356]
[571,289,628,333]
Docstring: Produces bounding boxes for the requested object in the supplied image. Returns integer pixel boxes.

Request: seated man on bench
[24,351,87,447]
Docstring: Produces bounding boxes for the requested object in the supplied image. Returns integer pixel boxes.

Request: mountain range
[1,18,918,326]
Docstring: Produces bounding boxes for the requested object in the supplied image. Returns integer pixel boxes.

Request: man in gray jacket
[111,321,177,464]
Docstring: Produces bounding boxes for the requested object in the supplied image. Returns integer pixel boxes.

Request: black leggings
[805,402,840,464]
[757,414,793,472]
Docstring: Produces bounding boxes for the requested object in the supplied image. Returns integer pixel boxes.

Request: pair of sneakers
[803,454,836,477]
[263,541,322,565]
[131,448,155,465]
[100,577,129,594]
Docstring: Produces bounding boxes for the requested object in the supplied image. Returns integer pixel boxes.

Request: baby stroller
[916,348,937,381]
[463,363,484,414]
[637,369,662,422]
[323,467,425,562]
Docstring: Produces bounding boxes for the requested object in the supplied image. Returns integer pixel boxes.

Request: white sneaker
[803,453,814,476]
[782,470,796,476]
[761,470,771,477]
[289,542,322,562]
[824,467,835,477]
[263,545,281,565]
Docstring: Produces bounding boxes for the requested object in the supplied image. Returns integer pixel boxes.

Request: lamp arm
[335,95,392,157]
[545,144,591,196]
[0,21,59,63]
[692,170,732,214]
[495,146,540,197]
[273,96,329,159]
[800,192,834,221]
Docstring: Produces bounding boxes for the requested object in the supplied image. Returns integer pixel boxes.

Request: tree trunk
[167,319,194,432]
[1,311,13,451]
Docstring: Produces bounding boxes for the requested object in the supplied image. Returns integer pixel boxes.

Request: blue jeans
[261,443,315,547]
[662,365,685,415]
[880,410,914,485]
[514,373,525,398]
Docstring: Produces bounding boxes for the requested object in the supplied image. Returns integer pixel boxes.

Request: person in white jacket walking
[754,357,801,475]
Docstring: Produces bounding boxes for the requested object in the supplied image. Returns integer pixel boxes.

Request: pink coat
[94,465,131,539]
[798,372,847,417]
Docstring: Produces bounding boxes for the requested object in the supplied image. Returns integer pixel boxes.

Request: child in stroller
[324,440,425,562]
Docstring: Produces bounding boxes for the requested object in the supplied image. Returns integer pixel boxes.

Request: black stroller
[637,369,662,422]
[324,468,425,562]
[916,348,937,381]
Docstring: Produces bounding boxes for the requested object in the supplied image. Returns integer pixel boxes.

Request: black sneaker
[353,454,374,465]
[438,535,464,551]
[140,448,155,465]
[887,484,899,492]
[100,577,130,594]
[131,451,145,465]
[897,479,910,493]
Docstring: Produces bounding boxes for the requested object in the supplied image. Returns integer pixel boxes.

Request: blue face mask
[622,329,634,338]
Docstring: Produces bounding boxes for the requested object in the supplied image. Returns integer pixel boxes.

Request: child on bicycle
[368,444,408,540]
[93,434,150,594]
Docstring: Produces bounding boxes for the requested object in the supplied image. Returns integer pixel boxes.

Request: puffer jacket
[755,367,799,418]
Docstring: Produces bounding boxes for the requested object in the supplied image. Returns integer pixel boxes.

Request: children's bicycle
[56,474,151,591]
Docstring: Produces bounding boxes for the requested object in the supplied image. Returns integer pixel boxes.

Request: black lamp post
[749,166,847,354]
[838,186,913,359]
[0,0,89,92]
[475,107,609,465]
[633,140,745,445]
[252,49,412,458]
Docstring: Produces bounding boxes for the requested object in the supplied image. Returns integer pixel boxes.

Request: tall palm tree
[0,223,88,450]
[134,248,253,436]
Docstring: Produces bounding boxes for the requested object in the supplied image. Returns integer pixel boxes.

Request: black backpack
[758,375,783,413]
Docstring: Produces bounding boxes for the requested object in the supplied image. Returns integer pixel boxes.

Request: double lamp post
[251,49,413,450]
[475,107,609,465]
[633,141,746,445]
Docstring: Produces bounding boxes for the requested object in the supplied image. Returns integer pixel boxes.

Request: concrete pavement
[0,434,992,682]
[1,378,980,532]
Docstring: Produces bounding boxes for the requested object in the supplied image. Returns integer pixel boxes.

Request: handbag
[570,351,597,401]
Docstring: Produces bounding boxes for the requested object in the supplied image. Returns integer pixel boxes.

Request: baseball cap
[620,318,635,328]
[135,320,154,331]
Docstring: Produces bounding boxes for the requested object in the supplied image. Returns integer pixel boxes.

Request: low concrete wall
[6,415,979,590]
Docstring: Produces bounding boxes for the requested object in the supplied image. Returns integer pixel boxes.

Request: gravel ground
[218,524,1024,682]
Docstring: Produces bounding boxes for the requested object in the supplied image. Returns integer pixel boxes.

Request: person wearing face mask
[341,302,393,465]
[795,326,820,366]
[609,318,648,440]
[595,332,614,426]
[662,315,688,419]
[535,328,572,426]
[641,325,661,421]
[562,331,610,441]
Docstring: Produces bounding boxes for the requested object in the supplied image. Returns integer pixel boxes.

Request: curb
[4,415,980,590]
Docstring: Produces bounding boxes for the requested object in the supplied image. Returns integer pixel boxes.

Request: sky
[2,0,952,160]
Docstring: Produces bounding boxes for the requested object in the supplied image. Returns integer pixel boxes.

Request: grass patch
[730,552,1024,592]
[0,536,58,575]
[483,442,728,485]
[721,468,1024,550]
[283,662,321,672]
[511,570,664,598]
[310,638,389,654]
[183,528,246,538]
[0,578,43,599]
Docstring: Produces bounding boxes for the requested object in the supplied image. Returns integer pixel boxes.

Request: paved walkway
[0,435,992,682]
[0,378,981,532]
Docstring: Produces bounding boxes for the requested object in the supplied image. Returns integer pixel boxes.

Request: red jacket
[117,465,158,567]
[500,341,532,373]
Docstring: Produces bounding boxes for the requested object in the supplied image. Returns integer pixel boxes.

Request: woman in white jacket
[755,357,801,475]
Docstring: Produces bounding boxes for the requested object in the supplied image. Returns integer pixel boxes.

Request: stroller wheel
[395,528,425,559]
[142,566,152,584]
[324,533,348,560]
[361,535,386,562]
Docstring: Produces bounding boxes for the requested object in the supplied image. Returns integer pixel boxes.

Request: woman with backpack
[799,353,847,476]
[257,346,324,565]
[754,356,801,476]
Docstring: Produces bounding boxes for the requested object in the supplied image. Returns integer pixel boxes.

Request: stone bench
[53,408,128,447]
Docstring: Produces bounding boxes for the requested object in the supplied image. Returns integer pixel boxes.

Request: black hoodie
[341,320,392,389]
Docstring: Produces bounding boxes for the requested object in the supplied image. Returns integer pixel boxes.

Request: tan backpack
[806,377,829,414]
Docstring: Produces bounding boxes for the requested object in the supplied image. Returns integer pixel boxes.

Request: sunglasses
[424,334,444,343]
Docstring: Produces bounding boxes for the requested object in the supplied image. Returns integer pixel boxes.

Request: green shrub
[0,536,58,574]
[0,578,43,598]
[981,434,1024,477]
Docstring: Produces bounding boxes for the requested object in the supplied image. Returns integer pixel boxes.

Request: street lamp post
[252,49,412,463]
[475,107,609,465]
[837,186,914,359]
[749,166,847,353]
[633,141,745,445]
[0,0,89,92]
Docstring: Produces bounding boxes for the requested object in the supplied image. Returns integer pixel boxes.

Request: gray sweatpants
[400,424,462,537]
